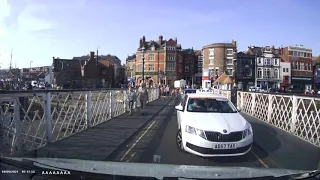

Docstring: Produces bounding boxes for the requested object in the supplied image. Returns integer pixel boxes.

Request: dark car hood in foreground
[1,157,315,179]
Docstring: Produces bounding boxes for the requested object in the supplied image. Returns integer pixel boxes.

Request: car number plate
[213,144,237,149]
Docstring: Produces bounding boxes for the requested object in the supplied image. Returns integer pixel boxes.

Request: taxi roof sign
[196,89,214,93]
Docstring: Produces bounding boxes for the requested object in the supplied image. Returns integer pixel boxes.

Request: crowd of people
[125,83,185,116]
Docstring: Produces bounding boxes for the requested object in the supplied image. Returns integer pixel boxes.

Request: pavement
[24,97,172,160]
[108,98,320,171]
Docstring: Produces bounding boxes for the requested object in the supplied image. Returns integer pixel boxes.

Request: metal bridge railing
[0,88,160,156]
[237,91,320,147]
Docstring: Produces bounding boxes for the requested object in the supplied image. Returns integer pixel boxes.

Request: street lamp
[141,46,145,83]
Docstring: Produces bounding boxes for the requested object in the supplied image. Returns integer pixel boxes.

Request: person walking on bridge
[126,86,136,115]
[137,82,148,115]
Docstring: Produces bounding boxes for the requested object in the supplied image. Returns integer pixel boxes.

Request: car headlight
[242,126,253,138]
[247,126,253,135]
[185,125,206,139]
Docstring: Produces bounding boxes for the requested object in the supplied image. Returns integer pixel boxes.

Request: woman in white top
[137,82,148,115]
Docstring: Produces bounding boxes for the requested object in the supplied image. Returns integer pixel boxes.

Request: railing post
[240,92,244,109]
[291,95,298,133]
[13,98,21,155]
[251,93,256,116]
[151,89,155,101]
[109,91,114,118]
[44,92,52,143]
[86,91,92,128]
[267,94,273,123]
[123,90,127,113]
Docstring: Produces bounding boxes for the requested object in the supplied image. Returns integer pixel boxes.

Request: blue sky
[0,0,319,69]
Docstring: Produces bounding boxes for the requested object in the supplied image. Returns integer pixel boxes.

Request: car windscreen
[186,97,237,113]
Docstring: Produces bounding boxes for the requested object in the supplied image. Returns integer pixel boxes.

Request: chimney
[159,35,163,44]
[139,38,142,46]
[278,47,282,55]
[232,39,237,46]
[90,51,95,59]
[142,36,145,43]
[174,37,177,44]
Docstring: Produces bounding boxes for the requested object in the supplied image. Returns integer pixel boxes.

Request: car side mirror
[175,105,183,111]
[237,107,241,112]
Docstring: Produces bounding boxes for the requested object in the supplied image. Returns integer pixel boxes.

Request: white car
[175,90,253,157]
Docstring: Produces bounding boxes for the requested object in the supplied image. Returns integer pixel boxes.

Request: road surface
[108,98,319,171]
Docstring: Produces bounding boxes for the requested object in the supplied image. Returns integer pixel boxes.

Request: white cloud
[0,0,10,36]
[17,3,52,33]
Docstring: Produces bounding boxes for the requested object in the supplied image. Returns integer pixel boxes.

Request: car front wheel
[176,129,184,151]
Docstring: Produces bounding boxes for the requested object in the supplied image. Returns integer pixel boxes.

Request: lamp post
[141,46,145,83]
[96,46,100,88]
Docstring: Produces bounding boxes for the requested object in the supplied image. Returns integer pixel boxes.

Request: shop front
[315,66,320,91]
[291,76,312,90]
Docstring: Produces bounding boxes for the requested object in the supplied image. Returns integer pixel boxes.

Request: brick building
[313,56,320,91]
[180,48,198,85]
[276,45,313,91]
[194,50,203,85]
[247,46,281,90]
[135,35,183,87]
[125,54,136,78]
[73,54,121,87]
[202,40,237,87]
[53,51,114,88]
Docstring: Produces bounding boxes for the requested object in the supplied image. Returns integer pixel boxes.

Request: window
[306,63,311,71]
[257,68,262,78]
[167,54,175,61]
[138,64,143,71]
[287,68,289,72]
[209,49,214,56]
[264,68,270,78]
[209,57,214,65]
[227,59,232,64]
[186,97,237,113]
[185,66,189,72]
[166,63,175,71]
[264,58,271,65]
[167,46,175,51]
[283,68,287,72]
[148,54,155,61]
[292,62,298,70]
[274,69,278,79]
[227,49,233,55]
[148,64,154,71]
[257,57,262,64]
[289,51,293,56]
[274,58,278,65]
[151,46,155,51]
[293,51,298,56]
[300,63,304,70]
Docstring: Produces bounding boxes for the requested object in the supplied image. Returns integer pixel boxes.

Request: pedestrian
[160,86,164,96]
[126,86,136,115]
[165,85,170,96]
[137,82,148,115]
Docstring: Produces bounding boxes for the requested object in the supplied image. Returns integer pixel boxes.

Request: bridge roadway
[25,97,320,171]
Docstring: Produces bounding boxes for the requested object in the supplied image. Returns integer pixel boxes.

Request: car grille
[205,131,244,142]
